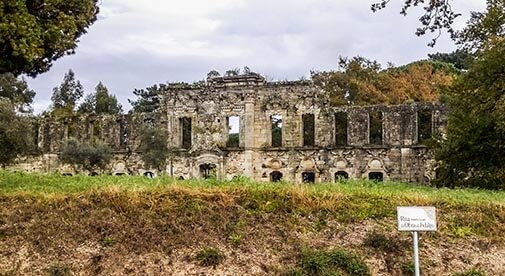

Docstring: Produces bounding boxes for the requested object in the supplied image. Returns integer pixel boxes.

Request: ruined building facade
[17,74,448,183]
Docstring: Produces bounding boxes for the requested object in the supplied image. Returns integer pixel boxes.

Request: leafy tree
[312,56,455,106]
[138,126,169,172]
[78,82,123,114]
[0,98,34,167]
[428,49,474,70]
[129,85,163,113]
[60,138,111,174]
[50,69,84,115]
[0,0,99,77]
[434,38,505,189]
[454,0,505,52]
[0,73,35,112]
[431,0,505,189]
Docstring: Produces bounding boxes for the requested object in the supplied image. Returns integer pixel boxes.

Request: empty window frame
[227,116,240,148]
[302,172,315,183]
[335,112,348,146]
[271,115,283,147]
[302,114,315,146]
[369,111,383,145]
[335,171,349,181]
[200,163,217,179]
[417,109,432,144]
[368,172,384,182]
[180,117,192,149]
[270,171,283,182]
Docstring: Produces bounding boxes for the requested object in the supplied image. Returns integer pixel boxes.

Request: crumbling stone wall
[13,73,447,183]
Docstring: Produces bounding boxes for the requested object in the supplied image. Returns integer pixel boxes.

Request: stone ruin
[13,73,448,183]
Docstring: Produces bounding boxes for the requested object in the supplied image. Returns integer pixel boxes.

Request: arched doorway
[302,172,315,183]
[270,171,283,182]
[368,172,384,182]
[144,171,155,178]
[335,171,349,181]
[200,163,217,179]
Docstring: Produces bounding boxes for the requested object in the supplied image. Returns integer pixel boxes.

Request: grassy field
[1,170,504,275]
[1,170,505,237]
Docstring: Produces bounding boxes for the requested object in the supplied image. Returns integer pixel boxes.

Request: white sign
[397,206,437,232]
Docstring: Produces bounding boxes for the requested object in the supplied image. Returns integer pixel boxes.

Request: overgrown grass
[286,248,370,276]
[1,170,505,239]
[1,170,505,205]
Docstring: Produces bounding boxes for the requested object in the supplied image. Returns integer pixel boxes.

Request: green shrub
[289,248,370,276]
[99,235,117,247]
[60,138,111,174]
[452,269,486,276]
[401,262,415,276]
[196,247,224,267]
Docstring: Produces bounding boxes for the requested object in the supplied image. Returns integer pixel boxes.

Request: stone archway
[200,163,217,179]
[270,171,283,182]
[335,171,349,181]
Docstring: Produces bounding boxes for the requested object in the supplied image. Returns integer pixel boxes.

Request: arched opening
[62,173,73,176]
[335,171,349,181]
[90,172,99,176]
[302,172,315,183]
[144,171,155,178]
[114,173,125,176]
[368,172,384,182]
[200,163,217,179]
[177,176,185,180]
[270,171,283,182]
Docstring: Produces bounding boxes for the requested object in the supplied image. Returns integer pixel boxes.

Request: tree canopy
[0,73,35,112]
[138,126,169,172]
[0,0,99,77]
[312,56,456,106]
[50,69,84,116]
[78,82,123,115]
[60,138,111,174]
[129,85,163,113]
[0,98,34,167]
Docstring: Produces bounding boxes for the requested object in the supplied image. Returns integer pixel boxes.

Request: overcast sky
[26,0,485,113]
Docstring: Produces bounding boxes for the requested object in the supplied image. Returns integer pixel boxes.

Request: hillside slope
[1,172,504,275]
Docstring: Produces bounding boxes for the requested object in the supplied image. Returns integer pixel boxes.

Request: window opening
[368,172,384,182]
[200,163,217,179]
[417,109,432,144]
[369,111,383,145]
[302,172,315,183]
[335,171,349,181]
[270,171,283,182]
[335,112,348,146]
[227,116,240,148]
[302,114,315,146]
[271,115,282,147]
[180,117,192,149]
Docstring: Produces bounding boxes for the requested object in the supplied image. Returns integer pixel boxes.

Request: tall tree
[433,1,505,189]
[435,39,505,189]
[312,56,455,106]
[78,82,123,114]
[0,73,35,112]
[428,49,474,70]
[129,85,163,113]
[0,0,99,77]
[50,69,84,115]
[0,98,34,167]
[139,126,169,172]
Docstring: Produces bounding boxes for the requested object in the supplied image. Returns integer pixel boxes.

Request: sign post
[397,206,437,276]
